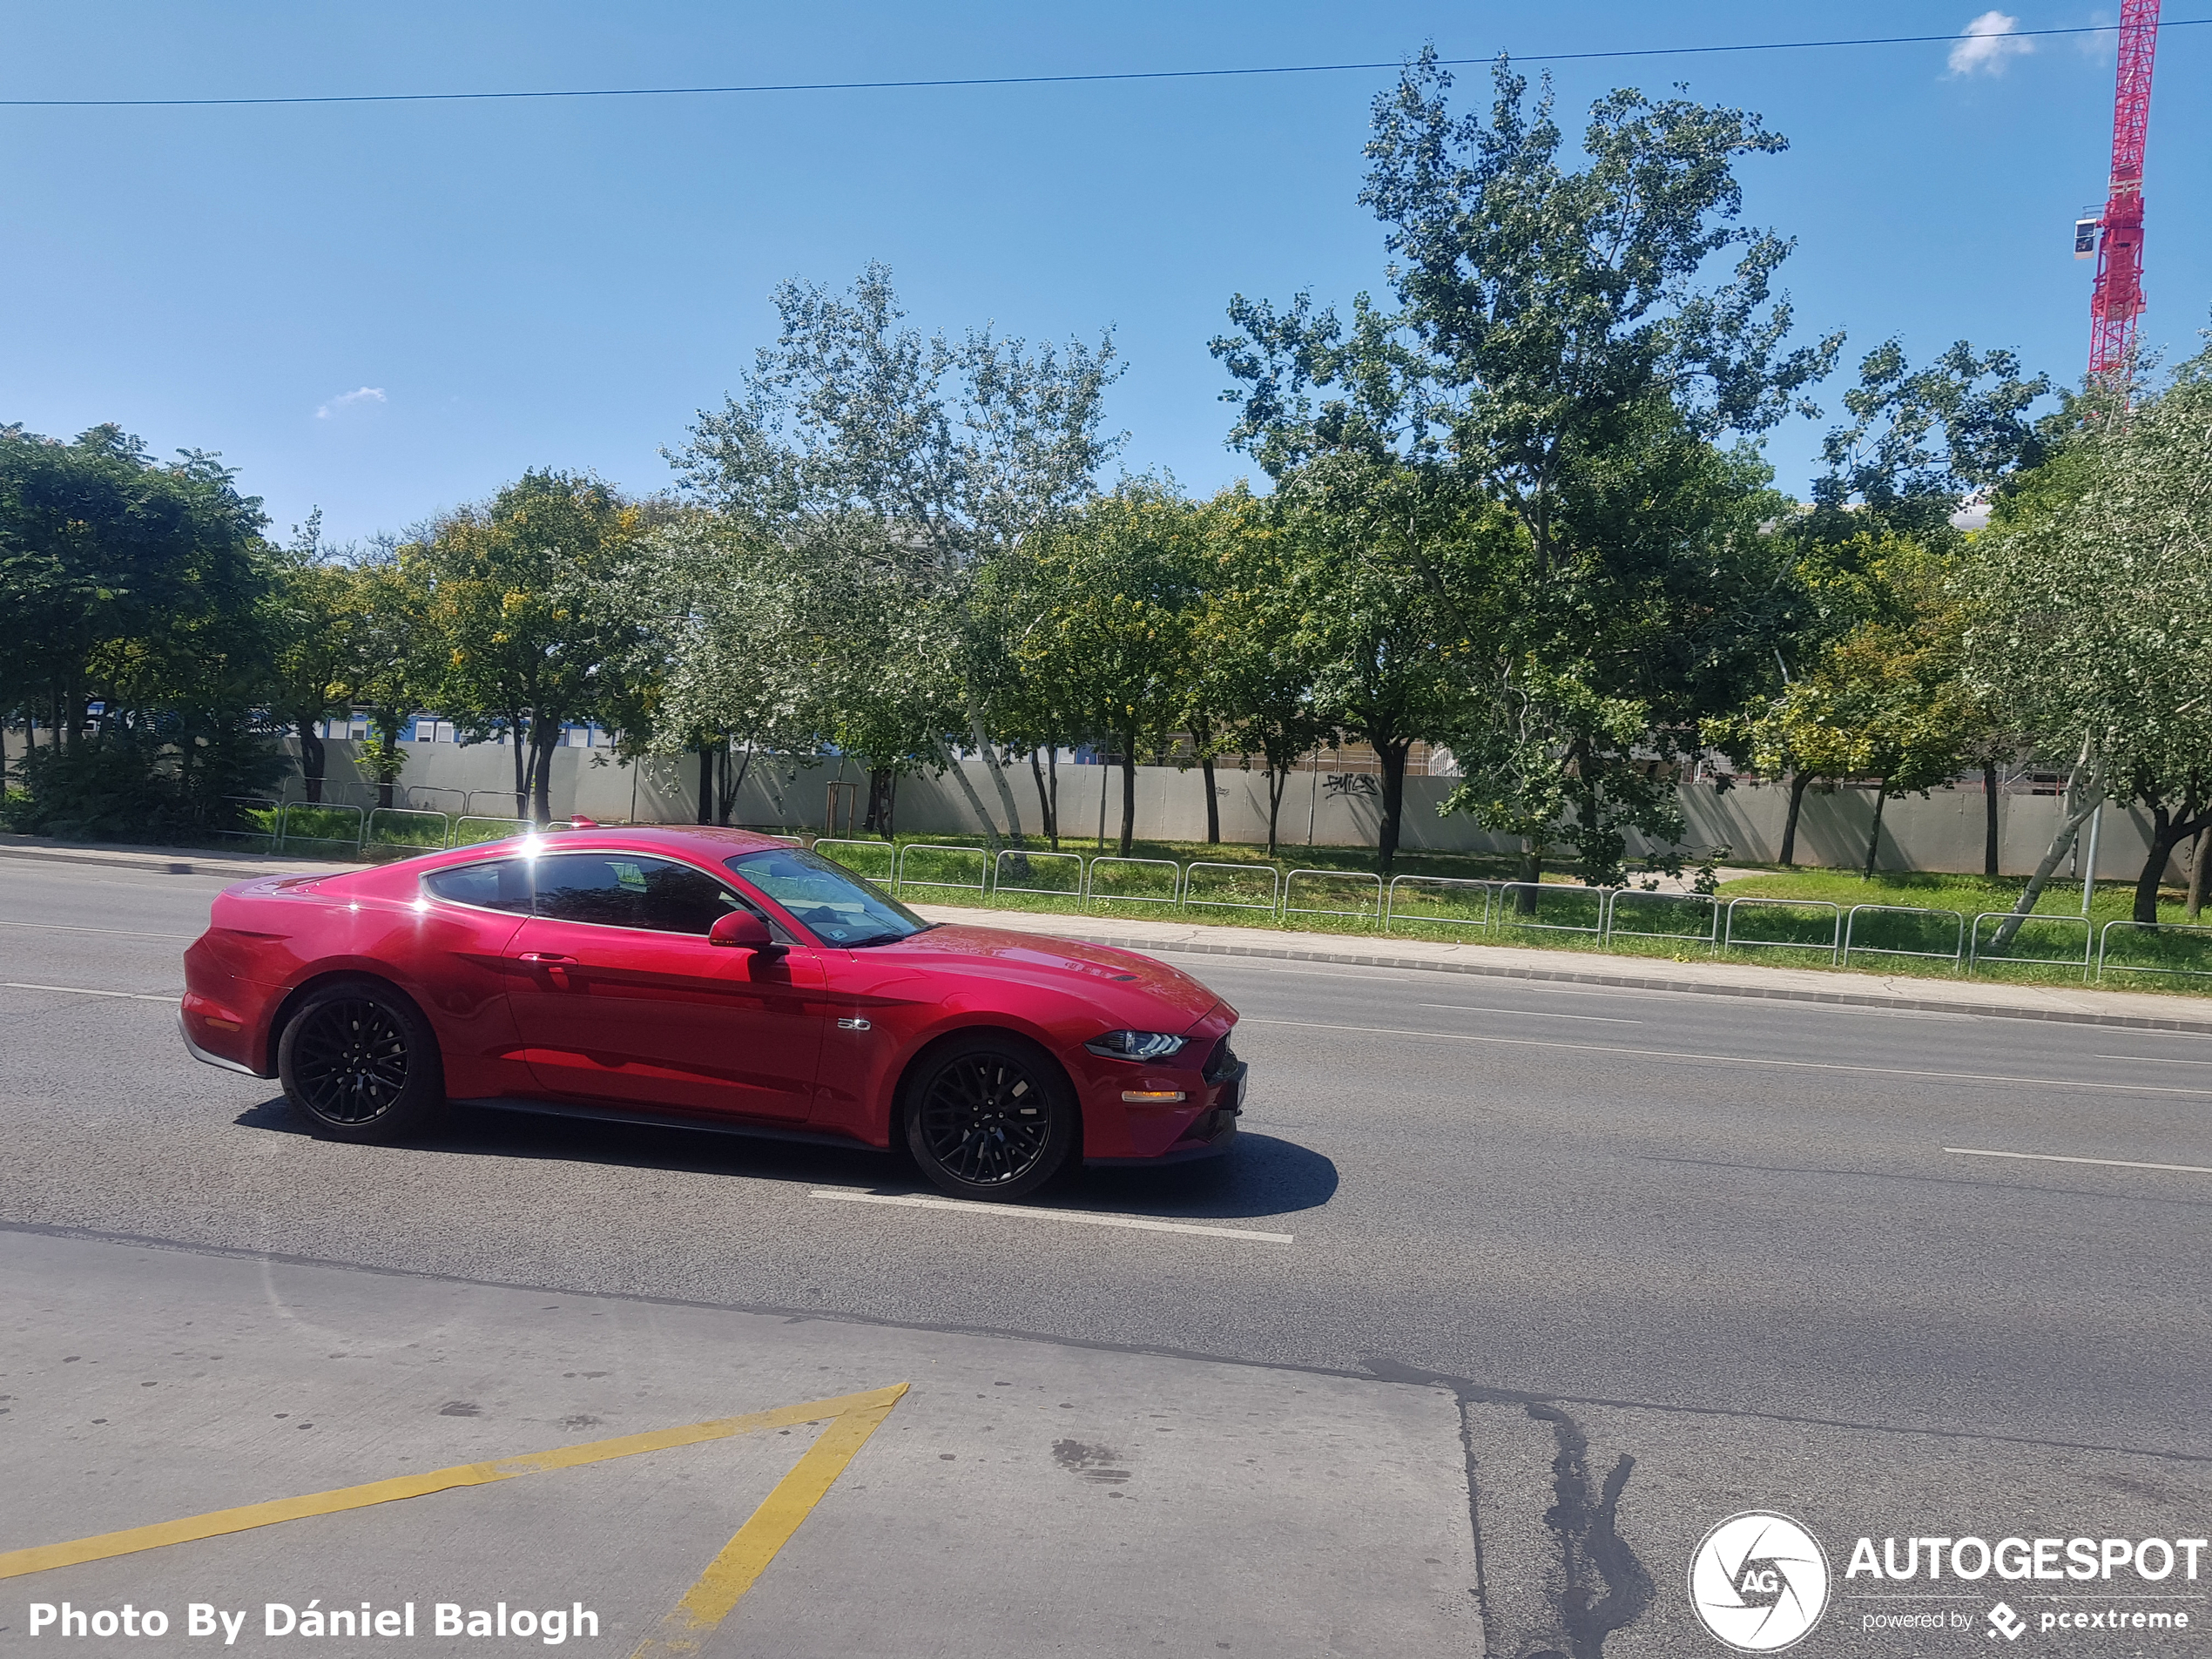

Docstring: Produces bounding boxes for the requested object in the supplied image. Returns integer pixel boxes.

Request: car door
[502,850,826,1121]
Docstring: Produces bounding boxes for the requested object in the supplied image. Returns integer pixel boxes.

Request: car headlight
[1084,1030,1189,1061]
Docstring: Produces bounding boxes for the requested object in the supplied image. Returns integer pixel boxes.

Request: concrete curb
[0,834,364,881]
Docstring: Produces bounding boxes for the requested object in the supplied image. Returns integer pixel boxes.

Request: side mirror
[708,910,784,956]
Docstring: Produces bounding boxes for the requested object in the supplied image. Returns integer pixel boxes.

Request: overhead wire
[2,18,2207,110]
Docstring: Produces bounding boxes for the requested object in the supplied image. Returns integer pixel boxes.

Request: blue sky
[3,3,2205,547]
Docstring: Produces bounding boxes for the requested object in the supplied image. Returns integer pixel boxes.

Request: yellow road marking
[627,1385,908,1658]
[0,1385,908,1581]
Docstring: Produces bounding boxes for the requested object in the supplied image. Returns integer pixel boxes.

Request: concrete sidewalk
[1,1225,1486,1659]
[8,831,2204,1035]
[911,902,2212,1035]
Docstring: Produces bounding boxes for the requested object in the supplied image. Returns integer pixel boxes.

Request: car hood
[863,924,1226,1031]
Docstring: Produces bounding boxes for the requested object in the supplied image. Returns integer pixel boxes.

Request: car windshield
[724,847,929,948]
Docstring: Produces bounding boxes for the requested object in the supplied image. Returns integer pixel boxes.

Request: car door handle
[518,951,577,986]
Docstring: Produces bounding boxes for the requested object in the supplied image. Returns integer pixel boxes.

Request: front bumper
[1082,1057,1246,1164]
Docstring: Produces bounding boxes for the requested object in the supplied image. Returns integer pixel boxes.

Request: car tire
[903,1032,1077,1202]
[277,977,446,1143]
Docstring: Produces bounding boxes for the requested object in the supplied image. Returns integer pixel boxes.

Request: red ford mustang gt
[179,825,1244,1200]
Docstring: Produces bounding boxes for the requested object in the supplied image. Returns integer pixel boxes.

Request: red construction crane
[2086,0,2161,383]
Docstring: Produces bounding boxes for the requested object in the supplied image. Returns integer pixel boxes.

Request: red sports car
[179,824,1244,1200]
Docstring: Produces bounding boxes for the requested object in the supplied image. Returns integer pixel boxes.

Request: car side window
[531,853,752,937]
[421,859,531,914]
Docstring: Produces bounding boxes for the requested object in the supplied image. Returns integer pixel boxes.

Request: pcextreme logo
[1689,1512,1834,1653]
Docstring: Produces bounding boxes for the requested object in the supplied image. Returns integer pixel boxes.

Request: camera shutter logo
[1689,1512,1832,1652]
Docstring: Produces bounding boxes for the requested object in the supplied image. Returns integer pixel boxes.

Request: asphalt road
[3,857,2209,1658]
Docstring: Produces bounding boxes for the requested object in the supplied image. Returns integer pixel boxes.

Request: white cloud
[314,386,387,420]
[2075,9,2119,60]
[1948,11,2035,76]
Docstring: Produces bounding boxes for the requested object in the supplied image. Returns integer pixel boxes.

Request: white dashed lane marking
[5,982,179,1001]
[1945,1148,2212,1177]
[811,1190,1294,1243]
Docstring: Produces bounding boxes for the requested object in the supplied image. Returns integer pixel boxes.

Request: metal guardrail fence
[450,814,526,848]
[1723,896,1842,963]
[1385,875,1493,933]
[1605,888,1720,947]
[1284,868,1383,927]
[1494,881,1603,937]
[365,806,450,853]
[213,796,282,853]
[2097,919,2212,984]
[1842,903,1965,969]
[1968,912,2092,977]
[812,838,896,882]
[894,842,990,899]
[279,801,365,853]
[1183,860,1281,917]
[994,848,1088,901]
[1086,856,1183,908]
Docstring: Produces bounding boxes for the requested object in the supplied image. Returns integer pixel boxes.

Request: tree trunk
[863,766,894,836]
[1863,781,1889,878]
[1201,754,1220,844]
[1779,771,1811,867]
[2134,805,2209,925]
[2189,829,2209,922]
[1991,748,2107,951]
[1264,763,1288,859]
[532,720,557,825]
[932,735,1004,856]
[718,743,752,826]
[374,710,402,812]
[1982,760,2000,878]
[696,742,714,826]
[1118,728,1138,858]
[1514,836,1541,915]
[297,719,327,805]
[1028,748,1059,850]
[1376,738,1410,875]
[509,712,529,819]
[965,700,1026,846]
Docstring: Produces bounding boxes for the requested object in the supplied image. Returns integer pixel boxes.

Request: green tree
[342,542,439,813]
[1264,455,1494,872]
[1722,538,1973,875]
[1967,353,2212,929]
[993,482,1204,856]
[1215,54,1832,886]
[1195,500,1338,858]
[0,423,269,751]
[621,509,826,826]
[416,471,651,822]
[0,423,283,837]
[263,511,363,804]
[673,264,1122,854]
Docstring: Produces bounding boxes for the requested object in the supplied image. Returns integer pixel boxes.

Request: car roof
[428,824,800,866]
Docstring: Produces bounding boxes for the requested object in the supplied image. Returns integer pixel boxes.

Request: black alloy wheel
[278,978,445,1143]
[906,1035,1076,1201]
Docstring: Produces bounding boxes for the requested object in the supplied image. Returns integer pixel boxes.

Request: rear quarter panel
[182,869,530,1095]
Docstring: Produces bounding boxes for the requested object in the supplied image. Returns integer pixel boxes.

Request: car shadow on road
[232,1100,1338,1223]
